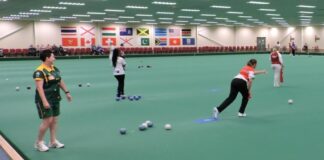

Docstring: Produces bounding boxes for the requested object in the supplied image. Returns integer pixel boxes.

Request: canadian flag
[80,37,95,47]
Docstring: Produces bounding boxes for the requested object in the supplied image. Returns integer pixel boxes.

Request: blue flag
[120,27,133,36]
[182,38,195,45]
[155,28,167,36]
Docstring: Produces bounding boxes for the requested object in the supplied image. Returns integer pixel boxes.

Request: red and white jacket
[270,51,283,65]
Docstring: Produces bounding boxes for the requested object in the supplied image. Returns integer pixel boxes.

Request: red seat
[3,49,10,57]
[9,49,16,57]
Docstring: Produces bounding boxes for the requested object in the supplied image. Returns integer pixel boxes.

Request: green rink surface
[1,54,324,160]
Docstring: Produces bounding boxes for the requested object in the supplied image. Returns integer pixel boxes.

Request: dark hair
[112,48,120,67]
[247,59,257,66]
[40,49,52,62]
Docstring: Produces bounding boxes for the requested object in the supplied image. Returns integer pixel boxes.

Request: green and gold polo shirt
[33,64,62,103]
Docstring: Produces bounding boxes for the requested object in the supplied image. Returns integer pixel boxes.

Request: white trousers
[271,64,282,87]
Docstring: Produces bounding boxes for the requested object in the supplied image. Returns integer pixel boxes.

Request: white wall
[0,21,34,48]
[1,20,324,50]
[197,26,234,46]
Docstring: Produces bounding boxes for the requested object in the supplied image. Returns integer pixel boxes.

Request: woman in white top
[270,48,284,87]
[112,48,126,98]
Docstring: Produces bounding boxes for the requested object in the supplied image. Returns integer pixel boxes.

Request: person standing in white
[270,48,284,87]
[111,48,126,98]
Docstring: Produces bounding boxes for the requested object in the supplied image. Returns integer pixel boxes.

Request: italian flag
[102,27,116,36]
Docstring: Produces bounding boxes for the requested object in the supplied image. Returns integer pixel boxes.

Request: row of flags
[61,26,195,47]
[62,37,196,47]
[61,27,192,37]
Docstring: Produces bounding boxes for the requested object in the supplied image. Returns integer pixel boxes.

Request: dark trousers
[114,75,125,97]
[292,49,296,56]
[217,78,249,114]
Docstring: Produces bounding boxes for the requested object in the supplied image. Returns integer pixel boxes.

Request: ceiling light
[266,13,280,16]
[181,9,200,12]
[297,5,316,8]
[87,12,106,15]
[80,20,93,23]
[258,8,276,11]
[176,20,188,23]
[104,9,125,12]
[119,16,134,19]
[43,6,66,9]
[194,19,207,21]
[201,14,216,17]
[300,15,312,18]
[178,16,193,18]
[59,2,85,6]
[227,11,243,14]
[247,19,259,21]
[136,14,153,17]
[299,11,314,14]
[271,17,283,20]
[30,9,52,13]
[160,21,172,24]
[127,21,140,23]
[91,19,105,22]
[142,19,156,22]
[247,1,269,5]
[19,12,39,15]
[146,23,157,25]
[60,16,76,19]
[152,1,176,5]
[214,17,228,20]
[156,12,174,15]
[73,14,90,17]
[210,5,231,9]
[126,5,148,9]
[238,16,252,18]
[50,18,65,21]
[158,17,173,20]
[104,18,119,20]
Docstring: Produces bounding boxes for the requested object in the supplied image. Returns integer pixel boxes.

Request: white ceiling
[0,0,322,27]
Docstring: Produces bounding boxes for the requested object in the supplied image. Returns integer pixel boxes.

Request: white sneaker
[238,112,247,117]
[34,141,49,152]
[213,107,219,119]
[49,139,65,148]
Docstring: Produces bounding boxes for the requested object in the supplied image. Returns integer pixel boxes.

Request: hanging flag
[120,37,134,46]
[102,27,116,36]
[155,28,167,36]
[315,35,320,42]
[182,38,195,45]
[120,27,133,36]
[169,28,180,37]
[141,38,150,46]
[62,37,78,46]
[169,38,180,46]
[182,29,191,37]
[155,38,167,46]
[80,37,95,47]
[137,28,149,36]
[61,27,77,36]
[80,26,95,36]
[102,37,116,46]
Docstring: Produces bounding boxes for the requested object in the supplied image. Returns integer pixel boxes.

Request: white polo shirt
[113,57,126,75]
